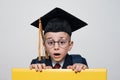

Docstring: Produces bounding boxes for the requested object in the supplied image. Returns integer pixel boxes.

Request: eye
[47,41,54,46]
[59,40,66,45]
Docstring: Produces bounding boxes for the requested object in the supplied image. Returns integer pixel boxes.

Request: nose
[54,43,59,50]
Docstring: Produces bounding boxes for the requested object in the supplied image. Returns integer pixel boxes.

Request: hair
[44,18,72,36]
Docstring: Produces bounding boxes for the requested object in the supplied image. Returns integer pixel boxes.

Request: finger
[29,64,35,70]
[35,64,41,72]
[82,65,88,70]
[72,64,77,70]
[74,65,81,73]
[46,66,52,69]
[34,64,38,71]
[37,64,43,72]
[75,64,87,72]
[76,65,83,72]
[67,65,73,69]
[41,63,46,69]
[29,65,32,70]
[73,64,84,72]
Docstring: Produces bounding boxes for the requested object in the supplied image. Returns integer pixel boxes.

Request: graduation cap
[31,7,88,61]
[31,7,88,36]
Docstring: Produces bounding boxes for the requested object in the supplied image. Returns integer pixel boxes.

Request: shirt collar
[52,59,65,69]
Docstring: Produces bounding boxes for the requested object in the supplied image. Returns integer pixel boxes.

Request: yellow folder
[12,68,107,80]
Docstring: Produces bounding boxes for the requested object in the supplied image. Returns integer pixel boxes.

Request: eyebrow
[45,37,52,40]
[45,37,68,40]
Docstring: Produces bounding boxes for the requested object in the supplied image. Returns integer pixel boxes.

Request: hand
[29,63,52,72]
[67,63,88,73]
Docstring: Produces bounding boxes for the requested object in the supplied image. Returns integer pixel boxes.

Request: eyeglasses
[45,38,70,49]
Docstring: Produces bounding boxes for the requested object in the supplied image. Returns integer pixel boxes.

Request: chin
[53,58,62,62]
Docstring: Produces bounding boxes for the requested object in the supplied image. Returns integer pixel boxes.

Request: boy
[30,7,88,72]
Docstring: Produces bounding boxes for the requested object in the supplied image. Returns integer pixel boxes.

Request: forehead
[44,32,70,40]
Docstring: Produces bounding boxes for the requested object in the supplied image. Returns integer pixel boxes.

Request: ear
[68,41,73,51]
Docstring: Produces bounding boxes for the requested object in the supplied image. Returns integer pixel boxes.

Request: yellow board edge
[12,68,107,80]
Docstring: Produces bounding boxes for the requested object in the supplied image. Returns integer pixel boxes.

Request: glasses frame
[44,38,70,49]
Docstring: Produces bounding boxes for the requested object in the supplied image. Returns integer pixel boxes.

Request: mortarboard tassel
[38,19,48,61]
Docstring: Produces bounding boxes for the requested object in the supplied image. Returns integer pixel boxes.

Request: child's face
[44,32,73,62]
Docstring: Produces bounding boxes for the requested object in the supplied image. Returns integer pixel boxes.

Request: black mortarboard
[31,7,88,36]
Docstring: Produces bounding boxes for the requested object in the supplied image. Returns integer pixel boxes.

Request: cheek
[45,46,53,54]
[61,48,69,55]
[44,46,49,52]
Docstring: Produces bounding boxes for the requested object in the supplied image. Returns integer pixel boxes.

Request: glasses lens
[58,39,69,48]
[45,39,54,48]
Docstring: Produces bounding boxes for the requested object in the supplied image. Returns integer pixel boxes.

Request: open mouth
[54,53,60,56]
[53,53,61,60]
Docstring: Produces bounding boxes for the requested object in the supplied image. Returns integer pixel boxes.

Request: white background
[0,0,120,80]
